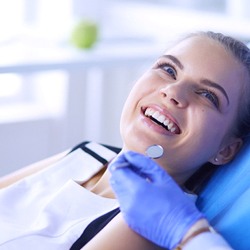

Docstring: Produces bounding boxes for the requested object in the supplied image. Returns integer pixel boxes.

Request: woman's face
[120,36,247,184]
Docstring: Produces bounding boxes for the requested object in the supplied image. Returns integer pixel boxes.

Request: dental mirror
[145,144,164,159]
[112,144,164,170]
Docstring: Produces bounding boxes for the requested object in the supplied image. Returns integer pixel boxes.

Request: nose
[160,82,189,108]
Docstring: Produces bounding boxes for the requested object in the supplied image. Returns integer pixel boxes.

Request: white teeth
[145,108,154,116]
[158,115,165,123]
[144,108,178,134]
[152,111,160,120]
[145,109,149,116]
[163,119,170,126]
[168,122,173,130]
[170,127,176,133]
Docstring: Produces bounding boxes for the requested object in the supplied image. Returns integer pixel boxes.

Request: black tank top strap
[70,207,120,249]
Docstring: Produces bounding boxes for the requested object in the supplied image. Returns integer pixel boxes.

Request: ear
[209,137,243,165]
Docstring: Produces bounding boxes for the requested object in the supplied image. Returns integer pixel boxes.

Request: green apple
[71,20,98,49]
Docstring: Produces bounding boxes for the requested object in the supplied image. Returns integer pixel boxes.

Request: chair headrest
[197,139,250,249]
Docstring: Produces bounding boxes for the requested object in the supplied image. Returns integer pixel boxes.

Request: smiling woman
[106,32,250,250]
[0,31,250,250]
[120,32,248,185]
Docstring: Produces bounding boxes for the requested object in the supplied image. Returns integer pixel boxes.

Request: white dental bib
[0,143,118,250]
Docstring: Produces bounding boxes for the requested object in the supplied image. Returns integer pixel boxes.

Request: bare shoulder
[82,213,164,250]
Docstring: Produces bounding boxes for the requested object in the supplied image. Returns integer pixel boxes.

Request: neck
[89,167,116,199]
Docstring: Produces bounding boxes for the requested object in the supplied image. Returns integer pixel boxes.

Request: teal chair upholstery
[197,139,250,250]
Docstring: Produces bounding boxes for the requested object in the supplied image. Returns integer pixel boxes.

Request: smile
[144,107,181,134]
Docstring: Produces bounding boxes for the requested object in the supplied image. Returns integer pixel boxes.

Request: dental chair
[197,138,250,250]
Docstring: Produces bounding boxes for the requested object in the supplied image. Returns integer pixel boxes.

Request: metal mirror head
[146,144,164,159]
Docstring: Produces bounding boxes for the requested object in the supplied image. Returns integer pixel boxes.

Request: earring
[214,158,219,163]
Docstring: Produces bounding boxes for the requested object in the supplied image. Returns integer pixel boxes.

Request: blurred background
[0,0,250,176]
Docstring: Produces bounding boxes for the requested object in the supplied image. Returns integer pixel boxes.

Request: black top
[70,207,120,250]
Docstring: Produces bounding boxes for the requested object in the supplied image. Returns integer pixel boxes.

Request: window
[0,0,71,117]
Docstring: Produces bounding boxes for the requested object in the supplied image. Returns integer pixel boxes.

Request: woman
[0,31,250,249]
[80,31,250,250]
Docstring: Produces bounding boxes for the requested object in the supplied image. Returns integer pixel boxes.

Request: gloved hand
[109,151,204,249]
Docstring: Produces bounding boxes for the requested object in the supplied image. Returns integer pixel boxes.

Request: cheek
[119,85,142,136]
[121,75,155,120]
[130,71,157,95]
[186,110,227,151]
[120,86,141,122]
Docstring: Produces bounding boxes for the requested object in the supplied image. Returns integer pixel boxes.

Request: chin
[123,138,151,155]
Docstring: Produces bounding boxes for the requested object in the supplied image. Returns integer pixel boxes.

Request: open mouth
[144,107,181,134]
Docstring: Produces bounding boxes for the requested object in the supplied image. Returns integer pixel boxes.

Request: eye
[196,89,220,108]
[156,62,177,80]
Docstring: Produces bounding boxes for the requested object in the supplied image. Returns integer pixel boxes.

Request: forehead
[166,36,235,66]
[166,36,245,82]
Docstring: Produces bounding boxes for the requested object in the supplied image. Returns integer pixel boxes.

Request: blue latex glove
[109,151,204,249]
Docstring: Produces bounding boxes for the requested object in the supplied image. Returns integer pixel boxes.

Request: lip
[140,104,181,135]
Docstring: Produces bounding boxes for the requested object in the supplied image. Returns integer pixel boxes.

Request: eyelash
[156,61,177,80]
[195,89,220,108]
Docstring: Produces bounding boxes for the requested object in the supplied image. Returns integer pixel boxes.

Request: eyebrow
[161,54,230,106]
[161,55,184,70]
